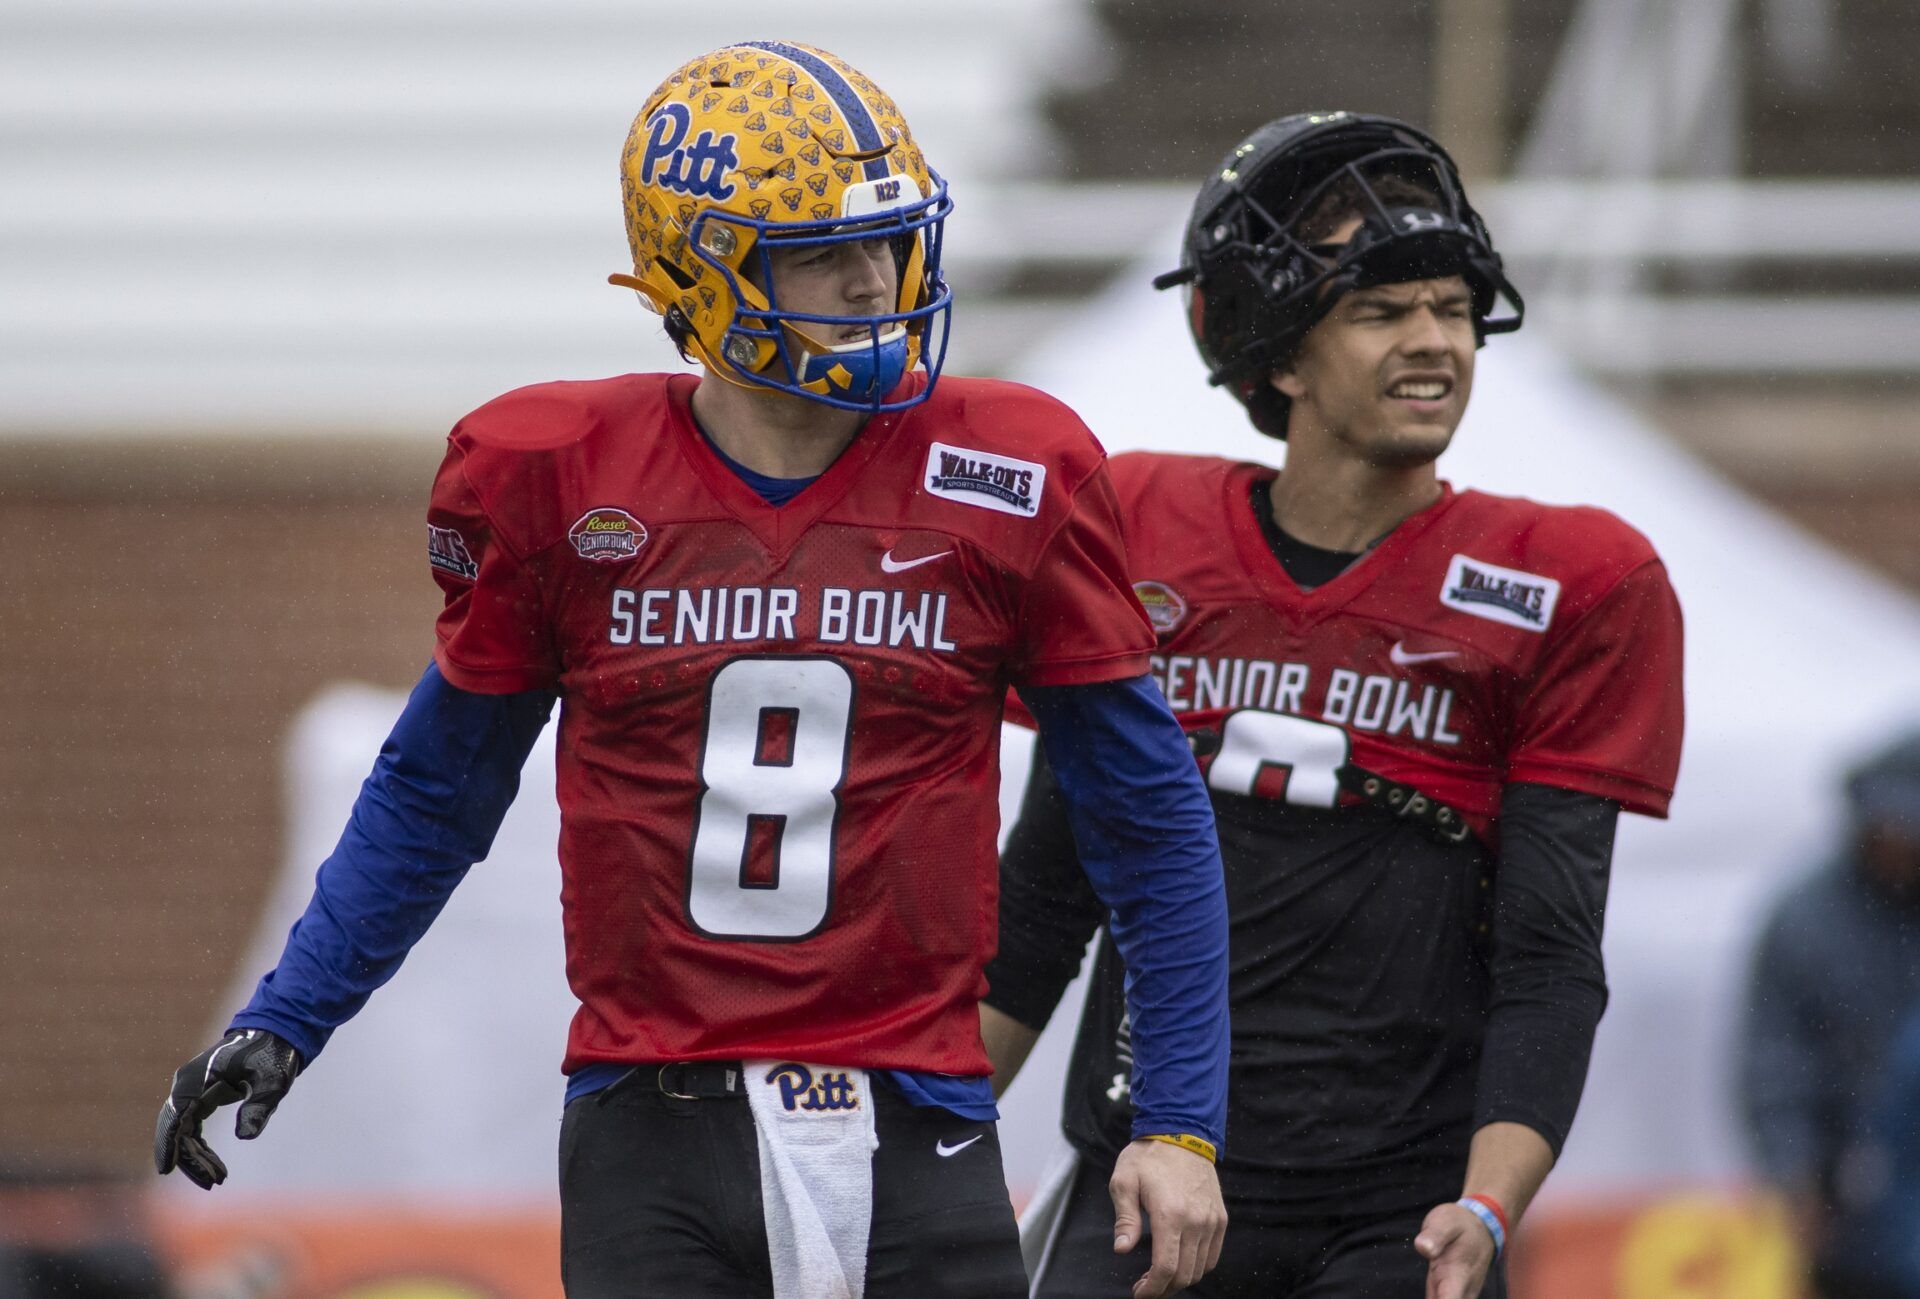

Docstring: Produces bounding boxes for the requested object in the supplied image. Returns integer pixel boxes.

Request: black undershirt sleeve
[1476,781,1620,1156]
[983,748,1106,1032]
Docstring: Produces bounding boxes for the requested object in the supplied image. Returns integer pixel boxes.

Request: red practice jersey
[1087,453,1684,839]
[425,372,1153,1076]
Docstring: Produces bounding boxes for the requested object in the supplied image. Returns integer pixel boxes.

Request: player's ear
[1271,364,1306,402]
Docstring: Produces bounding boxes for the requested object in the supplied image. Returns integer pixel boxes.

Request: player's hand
[1414,1201,1497,1299]
[1109,1138,1228,1298]
[154,1028,302,1189]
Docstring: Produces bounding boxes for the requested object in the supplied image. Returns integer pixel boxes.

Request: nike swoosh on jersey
[881,548,953,574]
[935,1134,984,1157]
[1389,642,1462,666]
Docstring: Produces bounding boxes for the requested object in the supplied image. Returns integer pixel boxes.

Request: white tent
[175,254,1920,1212]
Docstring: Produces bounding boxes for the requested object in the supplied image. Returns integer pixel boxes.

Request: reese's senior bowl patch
[923,442,1045,518]
[569,507,648,563]
[1132,580,1189,636]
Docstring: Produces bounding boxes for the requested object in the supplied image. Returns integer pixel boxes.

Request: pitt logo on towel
[765,1063,862,1113]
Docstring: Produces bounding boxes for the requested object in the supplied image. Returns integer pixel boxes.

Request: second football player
[985,112,1685,1299]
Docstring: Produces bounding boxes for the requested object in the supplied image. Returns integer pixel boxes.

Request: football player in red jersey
[152,44,1232,1299]
[983,113,1685,1298]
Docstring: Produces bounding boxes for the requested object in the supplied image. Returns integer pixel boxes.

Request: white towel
[745,1061,880,1299]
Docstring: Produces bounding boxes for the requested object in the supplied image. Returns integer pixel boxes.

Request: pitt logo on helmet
[610,42,954,414]
[638,102,741,203]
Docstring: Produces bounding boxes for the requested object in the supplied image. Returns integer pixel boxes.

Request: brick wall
[1636,384,1920,596]
[0,438,439,1174]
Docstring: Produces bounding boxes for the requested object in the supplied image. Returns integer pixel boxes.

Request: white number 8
[1206,710,1350,807]
[687,657,854,941]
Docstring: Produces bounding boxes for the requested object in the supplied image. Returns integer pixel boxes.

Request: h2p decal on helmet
[610,42,953,413]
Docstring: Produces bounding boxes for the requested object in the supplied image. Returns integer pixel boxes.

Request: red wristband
[1461,1193,1510,1240]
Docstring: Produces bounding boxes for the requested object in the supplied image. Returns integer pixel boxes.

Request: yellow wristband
[1143,1132,1218,1164]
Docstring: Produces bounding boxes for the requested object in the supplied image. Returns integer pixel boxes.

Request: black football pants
[559,1075,1028,1297]
[1031,1156,1510,1298]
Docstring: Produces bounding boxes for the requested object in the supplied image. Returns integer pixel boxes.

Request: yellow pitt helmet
[611,42,954,412]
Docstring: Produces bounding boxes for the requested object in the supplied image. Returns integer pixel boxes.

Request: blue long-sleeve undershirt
[233,667,1229,1145]
[1019,679,1231,1151]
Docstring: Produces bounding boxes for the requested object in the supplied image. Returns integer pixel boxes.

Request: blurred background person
[1740,733,1920,1299]
[1854,1007,1920,1297]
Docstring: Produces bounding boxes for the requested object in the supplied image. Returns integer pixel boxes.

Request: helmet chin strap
[791,324,910,402]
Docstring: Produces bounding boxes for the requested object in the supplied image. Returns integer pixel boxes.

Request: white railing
[1484,179,1920,375]
[6,176,1919,436]
[0,0,1110,435]
[4,0,1913,437]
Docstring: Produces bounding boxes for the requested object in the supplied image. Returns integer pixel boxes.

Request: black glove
[154,1028,303,1189]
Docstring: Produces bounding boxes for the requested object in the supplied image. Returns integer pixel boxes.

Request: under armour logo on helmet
[1397,209,1449,232]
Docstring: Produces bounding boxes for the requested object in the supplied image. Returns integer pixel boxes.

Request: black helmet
[1154,111,1523,439]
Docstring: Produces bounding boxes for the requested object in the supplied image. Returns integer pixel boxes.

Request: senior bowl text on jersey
[1094,453,1682,840]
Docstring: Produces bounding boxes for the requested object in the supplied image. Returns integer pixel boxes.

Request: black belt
[597,1061,748,1104]
[1335,763,1473,844]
